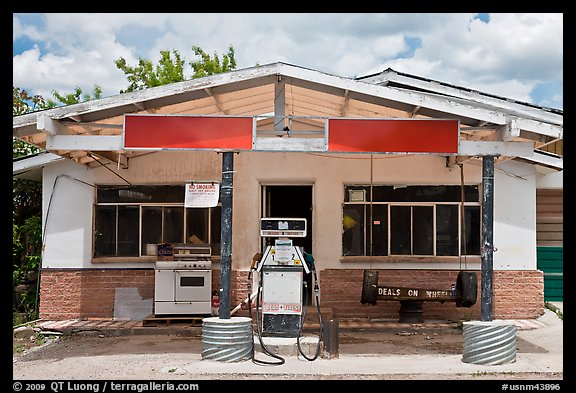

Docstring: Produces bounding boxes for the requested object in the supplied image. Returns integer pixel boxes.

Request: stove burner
[155,242,212,269]
[155,260,212,270]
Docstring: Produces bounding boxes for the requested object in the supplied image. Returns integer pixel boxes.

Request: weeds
[545,302,563,320]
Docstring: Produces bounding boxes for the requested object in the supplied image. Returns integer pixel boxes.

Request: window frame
[92,185,221,262]
[341,184,482,261]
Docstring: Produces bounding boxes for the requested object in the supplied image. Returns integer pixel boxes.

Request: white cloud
[13,13,563,109]
[374,13,563,105]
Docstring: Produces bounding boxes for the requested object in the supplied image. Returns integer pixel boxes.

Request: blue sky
[13,13,563,110]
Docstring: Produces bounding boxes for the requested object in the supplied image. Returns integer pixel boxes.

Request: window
[342,185,481,257]
[93,185,221,258]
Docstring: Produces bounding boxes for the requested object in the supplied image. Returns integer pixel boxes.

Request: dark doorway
[262,185,313,304]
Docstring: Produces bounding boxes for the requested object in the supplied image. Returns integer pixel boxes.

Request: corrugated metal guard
[201,316,253,362]
[462,321,517,365]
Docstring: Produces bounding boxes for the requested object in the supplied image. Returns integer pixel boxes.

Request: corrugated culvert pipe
[202,316,253,362]
[462,320,517,365]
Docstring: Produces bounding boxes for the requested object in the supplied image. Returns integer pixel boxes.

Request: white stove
[154,243,213,316]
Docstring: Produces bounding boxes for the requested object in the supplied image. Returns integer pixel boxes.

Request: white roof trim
[13,152,64,178]
[14,62,562,139]
[360,69,562,125]
[518,150,563,170]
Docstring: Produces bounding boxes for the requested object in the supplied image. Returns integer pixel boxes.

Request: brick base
[319,269,545,321]
[39,268,250,320]
[39,268,544,321]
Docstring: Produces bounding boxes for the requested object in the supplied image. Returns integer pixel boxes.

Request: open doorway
[261,185,313,304]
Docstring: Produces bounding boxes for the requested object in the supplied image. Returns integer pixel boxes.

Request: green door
[537,246,563,301]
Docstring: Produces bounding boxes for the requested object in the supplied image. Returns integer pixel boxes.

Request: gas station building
[13,62,563,323]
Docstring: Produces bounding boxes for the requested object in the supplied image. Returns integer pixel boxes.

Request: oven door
[174,269,212,302]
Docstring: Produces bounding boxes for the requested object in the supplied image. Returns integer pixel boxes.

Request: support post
[481,155,495,321]
[274,75,286,132]
[219,151,235,319]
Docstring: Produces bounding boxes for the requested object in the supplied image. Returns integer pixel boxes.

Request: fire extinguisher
[211,291,220,316]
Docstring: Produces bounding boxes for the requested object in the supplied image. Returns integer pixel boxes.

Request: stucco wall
[234,152,481,271]
[42,160,97,269]
[42,151,539,273]
[493,160,537,270]
[39,151,546,321]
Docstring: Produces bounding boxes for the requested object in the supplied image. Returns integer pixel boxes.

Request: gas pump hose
[296,270,323,361]
[247,268,286,366]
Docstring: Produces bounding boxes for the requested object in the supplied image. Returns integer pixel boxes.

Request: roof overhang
[13,152,64,181]
[13,61,563,172]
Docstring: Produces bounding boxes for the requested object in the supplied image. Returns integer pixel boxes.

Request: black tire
[361,270,378,305]
[455,271,478,308]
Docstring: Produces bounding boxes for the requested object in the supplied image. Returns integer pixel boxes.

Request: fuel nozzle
[250,252,262,270]
[304,252,319,293]
[304,252,315,271]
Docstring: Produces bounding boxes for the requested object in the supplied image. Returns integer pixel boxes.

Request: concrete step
[253,335,323,358]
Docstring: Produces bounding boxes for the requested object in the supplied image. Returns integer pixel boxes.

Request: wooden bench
[360,270,477,323]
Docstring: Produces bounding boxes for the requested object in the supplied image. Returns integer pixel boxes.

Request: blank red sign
[123,115,458,153]
[328,119,459,153]
[123,115,253,150]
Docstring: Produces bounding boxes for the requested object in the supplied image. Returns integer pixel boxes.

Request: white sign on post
[184,181,220,208]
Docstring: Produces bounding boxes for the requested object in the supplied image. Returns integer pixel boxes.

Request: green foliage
[13,85,51,160]
[13,86,49,323]
[545,302,563,320]
[190,45,236,78]
[51,84,103,105]
[13,179,42,224]
[13,139,41,159]
[155,50,186,87]
[13,215,42,321]
[13,86,56,116]
[115,45,236,93]
[115,49,185,93]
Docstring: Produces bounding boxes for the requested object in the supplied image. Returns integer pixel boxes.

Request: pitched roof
[13,61,562,171]
[357,67,562,119]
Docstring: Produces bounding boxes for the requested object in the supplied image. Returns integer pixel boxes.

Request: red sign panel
[328,119,459,154]
[123,115,253,150]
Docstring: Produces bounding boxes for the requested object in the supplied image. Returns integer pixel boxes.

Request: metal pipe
[219,151,235,319]
[481,155,495,321]
[230,288,260,316]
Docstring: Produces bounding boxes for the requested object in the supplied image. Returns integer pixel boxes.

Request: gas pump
[248,217,323,364]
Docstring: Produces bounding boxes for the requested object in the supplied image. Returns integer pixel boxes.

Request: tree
[190,45,236,78]
[13,86,56,116]
[115,49,185,93]
[115,45,236,92]
[51,84,103,105]
[13,87,50,323]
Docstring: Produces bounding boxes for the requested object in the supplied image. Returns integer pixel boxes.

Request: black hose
[296,271,323,361]
[247,269,285,366]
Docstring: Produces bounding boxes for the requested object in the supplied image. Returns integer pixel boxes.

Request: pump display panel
[260,218,307,238]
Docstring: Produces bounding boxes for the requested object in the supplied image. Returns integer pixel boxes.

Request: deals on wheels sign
[185,181,220,208]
